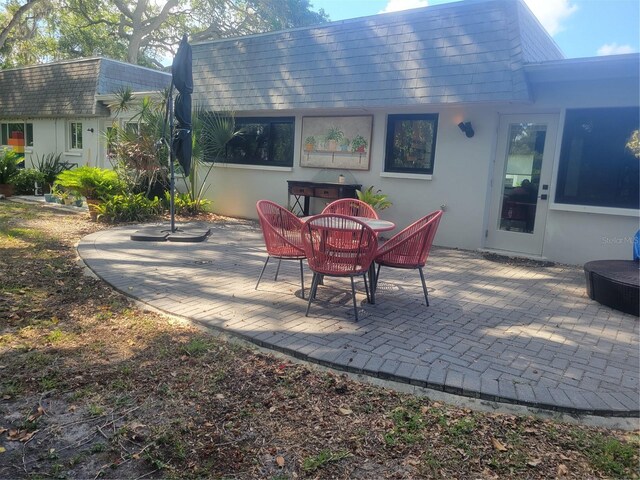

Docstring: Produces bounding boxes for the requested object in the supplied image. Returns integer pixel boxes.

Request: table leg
[368,263,376,304]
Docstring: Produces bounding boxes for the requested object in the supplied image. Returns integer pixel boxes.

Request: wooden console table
[287,180,361,216]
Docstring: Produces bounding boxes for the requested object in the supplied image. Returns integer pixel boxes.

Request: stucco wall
[202,105,499,252]
[17,117,106,169]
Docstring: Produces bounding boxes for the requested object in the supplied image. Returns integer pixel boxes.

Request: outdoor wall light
[86,128,94,133]
[458,121,474,138]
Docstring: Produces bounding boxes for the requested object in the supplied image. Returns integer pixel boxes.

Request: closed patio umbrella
[130,34,209,242]
[171,34,193,177]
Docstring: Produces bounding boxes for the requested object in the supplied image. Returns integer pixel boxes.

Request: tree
[0,0,329,68]
[0,0,57,68]
[0,0,43,51]
[189,0,328,43]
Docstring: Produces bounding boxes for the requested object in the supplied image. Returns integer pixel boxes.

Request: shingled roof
[0,58,170,118]
[192,0,563,111]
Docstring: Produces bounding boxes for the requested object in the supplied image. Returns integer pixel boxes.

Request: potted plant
[304,136,316,152]
[356,186,392,211]
[351,135,368,153]
[339,137,350,152]
[0,148,22,197]
[325,126,344,152]
[55,166,124,220]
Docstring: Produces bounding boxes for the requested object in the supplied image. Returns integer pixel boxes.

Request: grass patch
[302,449,351,472]
[180,337,211,356]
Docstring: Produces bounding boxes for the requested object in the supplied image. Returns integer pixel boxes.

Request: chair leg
[350,276,359,322]
[255,256,270,290]
[299,259,305,299]
[374,264,381,292]
[274,258,282,281]
[418,266,429,306]
[363,273,370,304]
[306,273,319,317]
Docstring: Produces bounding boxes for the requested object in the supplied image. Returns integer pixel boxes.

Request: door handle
[540,194,548,200]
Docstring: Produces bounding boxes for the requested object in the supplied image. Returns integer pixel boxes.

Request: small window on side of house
[70,122,83,150]
[385,114,439,174]
[1,122,33,147]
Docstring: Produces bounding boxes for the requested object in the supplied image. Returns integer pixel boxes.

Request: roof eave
[524,54,640,83]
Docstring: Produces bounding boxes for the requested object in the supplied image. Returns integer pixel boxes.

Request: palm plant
[180,108,242,213]
[106,89,169,197]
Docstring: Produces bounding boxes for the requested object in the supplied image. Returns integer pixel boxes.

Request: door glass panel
[499,123,546,234]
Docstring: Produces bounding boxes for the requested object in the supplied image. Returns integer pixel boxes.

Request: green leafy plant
[55,166,124,201]
[12,169,45,194]
[325,126,344,142]
[351,135,368,153]
[164,191,211,216]
[0,148,22,184]
[34,153,73,189]
[356,186,392,211]
[95,193,162,223]
[180,109,242,212]
[106,89,170,198]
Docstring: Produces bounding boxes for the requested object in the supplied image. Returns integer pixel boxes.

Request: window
[1,122,33,148]
[207,116,294,167]
[70,122,83,150]
[556,107,639,209]
[385,114,438,174]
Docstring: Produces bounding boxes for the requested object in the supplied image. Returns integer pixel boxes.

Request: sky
[310,0,640,59]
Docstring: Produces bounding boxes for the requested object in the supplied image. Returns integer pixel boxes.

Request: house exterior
[0,57,170,169]
[189,0,639,266]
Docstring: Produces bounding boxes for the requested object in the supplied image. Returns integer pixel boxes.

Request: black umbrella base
[131,226,211,243]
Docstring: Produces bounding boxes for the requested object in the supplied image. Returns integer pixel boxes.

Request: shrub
[95,193,163,223]
[34,153,73,188]
[164,191,211,216]
[0,148,22,184]
[12,169,46,194]
[55,166,125,201]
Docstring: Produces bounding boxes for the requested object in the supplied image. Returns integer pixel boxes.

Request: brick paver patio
[77,219,639,417]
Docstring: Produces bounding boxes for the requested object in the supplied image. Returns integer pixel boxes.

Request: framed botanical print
[300,116,373,170]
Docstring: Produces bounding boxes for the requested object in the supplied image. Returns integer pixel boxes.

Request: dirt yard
[0,201,638,479]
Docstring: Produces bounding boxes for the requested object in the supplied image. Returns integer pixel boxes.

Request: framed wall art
[300,115,373,170]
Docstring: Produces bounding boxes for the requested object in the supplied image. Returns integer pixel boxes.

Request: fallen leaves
[491,437,508,451]
[27,406,45,422]
[7,428,39,443]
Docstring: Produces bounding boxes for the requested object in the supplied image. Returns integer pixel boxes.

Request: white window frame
[69,121,83,151]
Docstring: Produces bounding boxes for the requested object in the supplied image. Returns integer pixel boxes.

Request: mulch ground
[0,200,638,479]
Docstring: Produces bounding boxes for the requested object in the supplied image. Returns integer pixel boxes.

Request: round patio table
[300,216,395,233]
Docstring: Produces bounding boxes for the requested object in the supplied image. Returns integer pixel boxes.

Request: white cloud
[380,0,429,14]
[522,0,578,36]
[596,43,636,56]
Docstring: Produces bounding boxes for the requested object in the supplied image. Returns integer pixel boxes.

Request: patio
[77,218,639,417]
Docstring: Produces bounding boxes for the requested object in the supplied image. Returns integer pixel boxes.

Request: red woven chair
[322,198,379,219]
[302,214,378,321]
[322,199,378,253]
[374,210,443,305]
[256,200,306,298]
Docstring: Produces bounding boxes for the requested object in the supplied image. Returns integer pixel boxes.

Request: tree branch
[0,0,44,51]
